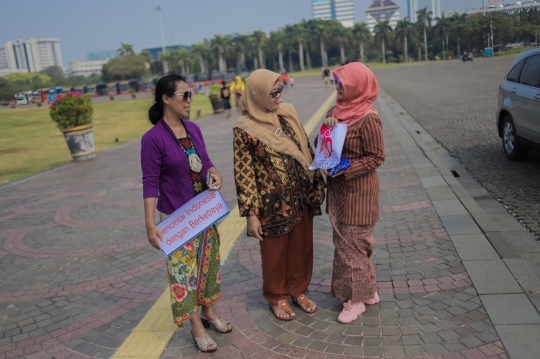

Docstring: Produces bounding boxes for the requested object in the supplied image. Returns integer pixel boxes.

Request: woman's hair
[148,73,186,125]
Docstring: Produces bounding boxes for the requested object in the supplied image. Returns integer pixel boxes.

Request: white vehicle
[15,94,28,105]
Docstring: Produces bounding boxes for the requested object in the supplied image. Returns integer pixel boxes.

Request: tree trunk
[404,34,408,63]
[254,57,258,70]
[278,50,284,72]
[340,42,345,64]
[320,37,325,67]
[241,53,246,70]
[382,39,386,63]
[442,39,445,60]
[423,28,428,61]
[199,55,205,73]
[417,47,421,62]
[306,42,312,69]
[181,62,186,75]
[288,51,293,73]
[222,57,227,73]
[360,39,365,63]
[258,46,264,69]
[446,34,449,56]
[457,37,461,58]
[299,40,305,72]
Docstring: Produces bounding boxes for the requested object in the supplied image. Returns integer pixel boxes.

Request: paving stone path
[0,73,527,358]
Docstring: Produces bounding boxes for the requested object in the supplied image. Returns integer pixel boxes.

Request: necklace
[164,119,203,173]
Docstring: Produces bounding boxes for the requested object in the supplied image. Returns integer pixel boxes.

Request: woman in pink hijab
[322,62,385,324]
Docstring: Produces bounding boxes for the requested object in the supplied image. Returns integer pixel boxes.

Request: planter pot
[61,124,96,162]
[109,96,114,101]
[210,99,224,114]
[131,94,136,99]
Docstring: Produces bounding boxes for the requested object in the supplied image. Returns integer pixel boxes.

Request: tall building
[66,59,109,77]
[311,0,355,28]
[0,38,63,74]
[408,0,441,22]
[366,1,400,34]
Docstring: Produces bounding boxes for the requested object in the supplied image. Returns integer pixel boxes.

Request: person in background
[321,62,385,324]
[322,66,331,87]
[230,76,245,114]
[289,75,295,87]
[233,69,325,321]
[141,74,231,353]
[221,79,231,119]
[281,71,289,88]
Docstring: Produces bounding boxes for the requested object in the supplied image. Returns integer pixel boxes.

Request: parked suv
[497,47,540,160]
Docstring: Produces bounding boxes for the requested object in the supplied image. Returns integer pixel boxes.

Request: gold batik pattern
[233,117,325,237]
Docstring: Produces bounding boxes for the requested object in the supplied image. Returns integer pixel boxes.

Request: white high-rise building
[366,0,401,35]
[0,38,63,74]
[408,0,441,22]
[312,0,355,28]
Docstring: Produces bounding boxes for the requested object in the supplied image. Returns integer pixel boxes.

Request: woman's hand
[246,215,263,241]
[315,190,325,205]
[146,224,163,250]
[323,117,339,127]
[207,167,222,191]
[321,168,345,178]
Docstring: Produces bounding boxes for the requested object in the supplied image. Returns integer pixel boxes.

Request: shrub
[49,92,93,130]
[207,84,222,101]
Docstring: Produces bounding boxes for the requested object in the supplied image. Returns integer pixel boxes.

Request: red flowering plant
[49,92,93,130]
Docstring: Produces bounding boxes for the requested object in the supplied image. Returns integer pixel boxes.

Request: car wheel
[502,115,528,160]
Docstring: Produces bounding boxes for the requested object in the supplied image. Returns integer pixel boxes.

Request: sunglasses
[334,77,343,89]
[269,85,284,98]
[172,91,192,101]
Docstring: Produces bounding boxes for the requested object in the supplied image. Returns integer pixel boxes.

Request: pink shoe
[364,292,380,305]
[337,300,366,323]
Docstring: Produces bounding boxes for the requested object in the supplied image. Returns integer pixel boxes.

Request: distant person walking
[221,80,231,119]
[230,76,245,114]
[233,69,326,321]
[141,74,231,353]
[289,76,295,87]
[322,66,331,87]
[322,62,385,324]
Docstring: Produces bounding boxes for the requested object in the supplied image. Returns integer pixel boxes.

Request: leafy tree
[435,12,452,59]
[395,18,413,63]
[191,42,208,73]
[117,43,135,57]
[252,30,267,69]
[103,55,147,80]
[40,66,65,79]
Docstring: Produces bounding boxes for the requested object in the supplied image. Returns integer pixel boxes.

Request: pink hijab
[332,62,379,127]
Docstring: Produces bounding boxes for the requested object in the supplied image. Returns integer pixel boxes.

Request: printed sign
[309,123,348,170]
[157,190,230,256]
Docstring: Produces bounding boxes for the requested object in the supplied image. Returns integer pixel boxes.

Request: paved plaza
[1,72,540,358]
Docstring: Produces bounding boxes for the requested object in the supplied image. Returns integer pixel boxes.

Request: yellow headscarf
[233,69,314,180]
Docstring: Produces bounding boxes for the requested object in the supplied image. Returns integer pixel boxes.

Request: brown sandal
[294,294,317,313]
[271,299,295,321]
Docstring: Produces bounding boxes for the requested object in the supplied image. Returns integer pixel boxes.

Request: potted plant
[36,99,43,107]
[49,92,96,162]
[9,101,16,108]
[130,88,137,99]
[208,84,224,114]
[109,94,115,101]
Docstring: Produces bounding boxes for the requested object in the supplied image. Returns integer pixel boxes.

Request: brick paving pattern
[0,75,511,358]
[372,57,540,239]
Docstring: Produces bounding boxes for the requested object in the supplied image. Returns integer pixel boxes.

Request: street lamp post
[156,6,169,75]
[490,14,494,53]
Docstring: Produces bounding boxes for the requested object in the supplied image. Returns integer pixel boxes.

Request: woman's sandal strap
[295,294,317,313]
[272,300,295,321]
[191,332,217,352]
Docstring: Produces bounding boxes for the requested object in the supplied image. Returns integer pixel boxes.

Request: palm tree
[117,43,135,57]
[374,21,393,63]
[269,30,287,72]
[301,20,312,69]
[139,49,154,69]
[417,7,433,61]
[210,35,231,73]
[252,30,267,69]
[450,12,468,57]
[435,12,452,60]
[395,18,412,63]
[331,22,352,64]
[353,22,371,63]
[191,42,207,73]
[232,34,249,71]
[287,24,307,72]
[309,20,330,67]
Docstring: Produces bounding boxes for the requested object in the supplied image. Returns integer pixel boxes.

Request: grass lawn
[0,94,215,185]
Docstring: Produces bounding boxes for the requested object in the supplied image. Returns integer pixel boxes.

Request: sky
[1,0,479,65]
